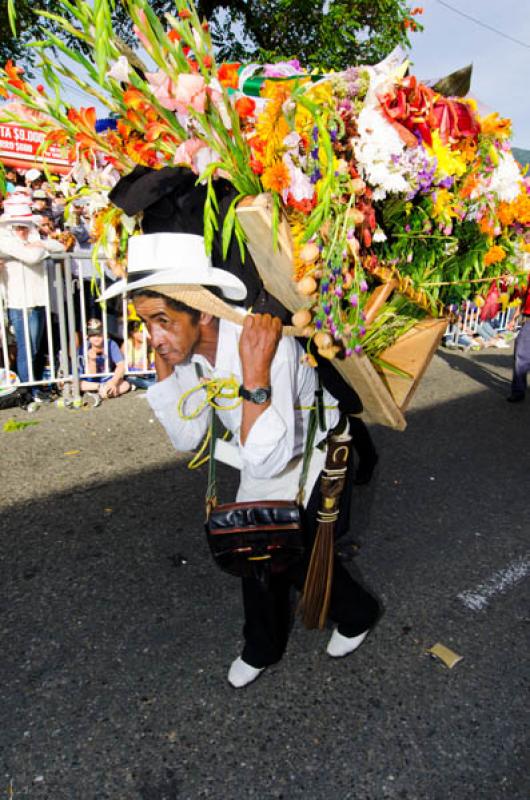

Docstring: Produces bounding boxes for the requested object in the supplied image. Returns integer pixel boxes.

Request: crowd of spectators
[0,166,153,408]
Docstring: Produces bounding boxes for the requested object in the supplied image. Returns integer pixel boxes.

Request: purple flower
[350,294,359,307]
[359,280,368,292]
[315,319,323,330]
[312,126,319,141]
[310,148,319,159]
[354,344,363,355]
[405,224,411,233]
[321,281,329,293]
[310,170,322,184]
[359,326,366,337]
[344,348,353,357]
[323,304,331,315]
[334,287,343,298]
[330,130,337,143]
[346,228,355,240]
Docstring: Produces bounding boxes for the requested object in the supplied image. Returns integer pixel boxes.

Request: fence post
[63,254,82,406]
[54,258,72,403]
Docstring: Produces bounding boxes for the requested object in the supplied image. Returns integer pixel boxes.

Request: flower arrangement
[2,0,529,370]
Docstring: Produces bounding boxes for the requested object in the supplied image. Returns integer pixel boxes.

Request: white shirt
[0,230,65,309]
[147,318,340,503]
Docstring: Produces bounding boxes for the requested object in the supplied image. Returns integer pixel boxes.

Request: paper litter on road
[426,642,463,669]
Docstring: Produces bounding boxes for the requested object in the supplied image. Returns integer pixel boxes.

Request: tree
[1,0,421,73]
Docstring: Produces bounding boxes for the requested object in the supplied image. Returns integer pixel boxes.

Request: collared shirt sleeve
[146,366,210,454]
[238,339,302,480]
[0,236,47,265]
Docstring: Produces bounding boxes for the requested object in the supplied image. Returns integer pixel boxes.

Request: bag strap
[205,379,324,515]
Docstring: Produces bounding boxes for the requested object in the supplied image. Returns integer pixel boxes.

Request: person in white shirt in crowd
[101,233,379,689]
[0,195,65,399]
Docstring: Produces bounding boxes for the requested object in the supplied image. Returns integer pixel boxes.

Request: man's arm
[238,314,282,446]
[0,238,47,265]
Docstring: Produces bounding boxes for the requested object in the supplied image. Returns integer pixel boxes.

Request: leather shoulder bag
[204,389,322,580]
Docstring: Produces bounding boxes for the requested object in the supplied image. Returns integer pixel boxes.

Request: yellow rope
[177,376,242,470]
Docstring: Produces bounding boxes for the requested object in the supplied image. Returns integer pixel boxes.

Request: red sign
[0,123,72,173]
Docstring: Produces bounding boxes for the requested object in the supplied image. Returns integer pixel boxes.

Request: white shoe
[326,628,369,658]
[228,657,265,688]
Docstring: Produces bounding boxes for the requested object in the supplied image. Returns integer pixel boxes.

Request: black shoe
[354,453,379,485]
[507,393,525,403]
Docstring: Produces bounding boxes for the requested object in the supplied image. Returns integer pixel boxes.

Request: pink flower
[145,71,179,111]
[173,138,205,169]
[174,74,207,114]
[133,10,152,54]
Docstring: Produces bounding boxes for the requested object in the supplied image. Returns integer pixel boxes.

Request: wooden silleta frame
[236,194,447,431]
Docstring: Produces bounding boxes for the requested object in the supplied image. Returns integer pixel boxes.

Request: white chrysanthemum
[354,107,413,199]
[488,152,522,202]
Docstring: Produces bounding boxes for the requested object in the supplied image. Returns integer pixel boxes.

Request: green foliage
[1,0,419,71]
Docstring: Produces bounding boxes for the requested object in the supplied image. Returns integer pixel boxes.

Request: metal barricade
[0,249,155,405]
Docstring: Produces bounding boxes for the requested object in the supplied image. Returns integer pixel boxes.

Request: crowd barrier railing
[0,250,154,405]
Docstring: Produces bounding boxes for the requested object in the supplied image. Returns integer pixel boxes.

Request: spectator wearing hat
[0,196,65,393]
[32,189,52,218]
[78,318,131,402]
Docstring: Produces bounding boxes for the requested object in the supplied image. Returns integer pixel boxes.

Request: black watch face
[253,388,269,404]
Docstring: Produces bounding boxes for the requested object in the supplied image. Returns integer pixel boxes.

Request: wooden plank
[377,318,448,410]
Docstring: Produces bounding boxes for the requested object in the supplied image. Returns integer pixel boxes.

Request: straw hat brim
[0,216,40,227]
[98,265,246,303]
[141,284,301,337]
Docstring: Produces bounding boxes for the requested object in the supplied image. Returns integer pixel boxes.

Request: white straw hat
[0,197,40,227]
[99,233,247,303]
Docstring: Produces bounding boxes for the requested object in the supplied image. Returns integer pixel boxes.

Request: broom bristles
[300,521,335,629]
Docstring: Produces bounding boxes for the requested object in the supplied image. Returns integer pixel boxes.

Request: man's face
[133,296,201,366]
[33,199,48,212]
[13,224,30,241]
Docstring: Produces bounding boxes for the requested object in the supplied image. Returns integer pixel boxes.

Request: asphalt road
[1,347,528,800]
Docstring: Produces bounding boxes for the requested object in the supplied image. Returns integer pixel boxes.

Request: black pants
[241,441,380,668]
[511,319,530,397]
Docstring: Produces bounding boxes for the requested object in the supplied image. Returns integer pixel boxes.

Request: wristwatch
[238,385,272,404]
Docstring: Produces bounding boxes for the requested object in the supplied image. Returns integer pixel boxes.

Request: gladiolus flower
[178,9,192,18]
[168,29,181,43]
[67,106,97,129]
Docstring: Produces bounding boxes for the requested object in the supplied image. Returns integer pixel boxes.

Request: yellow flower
[425,130,467,179]
[255,81,292,166]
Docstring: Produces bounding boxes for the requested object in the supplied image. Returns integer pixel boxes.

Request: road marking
[457,555,530,611]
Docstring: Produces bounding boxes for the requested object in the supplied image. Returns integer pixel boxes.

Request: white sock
[227,657,265,688]
[326,628,369,658]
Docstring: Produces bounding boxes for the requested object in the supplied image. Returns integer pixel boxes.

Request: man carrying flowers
[100,232,379,688]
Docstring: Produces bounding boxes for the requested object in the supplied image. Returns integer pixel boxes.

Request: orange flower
[480,112,512,140]
[44,129,69,147]
[235,96,256,119]
[203,55,213,70]
[168,29,181,43]
[123,88,150,111]
[117,119,132,141]
[261,161,290,193]
[145,120,169,142]
[484,245,506,266]
[4,59,26,92]
[178,9,191,18]
[67,106,97,129]
[217,62,240,89]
